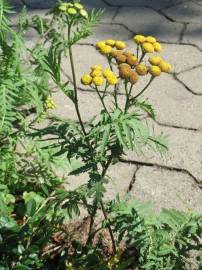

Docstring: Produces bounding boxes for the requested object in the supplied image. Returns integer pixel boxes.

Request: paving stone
[183,24,202,50]
[113,7,183,42]
[177,66,202,95]
[155,43,202,73]
[191,0,202,5]
[143,73,202,130]
[8,0,23,10]
[82,0,108,8]
[23,0,56,9]
[163,1,202,23]
[80,23,132,44]
[64,162,136,201]
[104,0,186,10]
[131,166,202,212]
[126,123,202,182]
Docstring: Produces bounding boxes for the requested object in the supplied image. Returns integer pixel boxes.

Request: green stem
[137,45,139,60]
[139,51,146,63]
[130,76,154,103]
[95,86,110,116]
[68,24,86,136]
[125,84,133,112]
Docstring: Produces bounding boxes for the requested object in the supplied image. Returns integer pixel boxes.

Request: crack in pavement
[119,158,202,189]
[173,73,202,96]
[127,165,140,192]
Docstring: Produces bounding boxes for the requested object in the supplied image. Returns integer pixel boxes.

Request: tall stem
[130,77,154,103]
[125,84,133,112]
[95,86,110,116]
[68,24,86,136]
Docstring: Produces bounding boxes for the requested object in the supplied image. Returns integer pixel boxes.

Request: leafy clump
[0,0,201,269]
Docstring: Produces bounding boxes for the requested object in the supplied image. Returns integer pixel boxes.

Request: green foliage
[0,0,201,269]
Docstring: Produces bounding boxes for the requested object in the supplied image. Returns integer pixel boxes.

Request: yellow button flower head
[93,76,104,86]
[134,34,146,44]
[81,74,92,85]
[103,68,114,78]
[127,55,138,66]
[149,65,161,76]
[106,39,116,46]
[146,36,156,44]
[129,70,139,84]
[91,69,103,77]
[119,66,131,79]
[149,56,163,65]
[119,63,130,70]
[67,7,77,15]
[153,42,162,52]
[45,96,57,109]
[80,9,88,18]
[142,42,154,53]
[159,61,172,73]
[116,54,127,63]
[136,64,148,75]
[115,41,126,50]
[96,41,106,49]
[59,4,67,11]
[100,45,112,54]
[91,65,102,71]
[111,50,122,58]
[107,74,118,85]
[74,2,83,9]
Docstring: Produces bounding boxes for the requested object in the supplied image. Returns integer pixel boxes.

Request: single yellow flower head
[153,42,162,52]
[119,63,130,70]
[45,97,57,109]
[92,76,104,86]
[119,66,131,79]
[115,41,126,50]
[110,50,122,58]
[126,55,138,66]
[100,45,112,54]
[116,54,127,63]
[134,34,146,44]
[136,64,148,75]
[67,7,77,15]
[149,65,161,76]
[159,61,172,73]
[91,69,103,77]
[103,68,114,78]
[142,42,154,53]
[59,4,67,11]
[146,36,157,44]
[148,56,163,65]
[80,9,88,18]
[74,2,83,9]
[106,74,118,85]
[129,70,139,84]
[106,39,116,46]
[81,74,92,85]
[91,65,102,71]
[96,41,106,49]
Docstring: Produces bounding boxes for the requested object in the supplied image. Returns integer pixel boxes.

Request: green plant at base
[0,0,201,269]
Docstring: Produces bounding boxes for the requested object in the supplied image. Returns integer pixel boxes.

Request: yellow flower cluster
[119,63,139,84]
[148,56,172,76]
[96,40,126,55]
[59,2,88,18]
[111,50,138,67]
[81,65,118,87]
[134,34,162,53]
[45,96,57,110]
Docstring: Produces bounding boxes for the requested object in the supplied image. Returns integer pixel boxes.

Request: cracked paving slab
[113,6,183,42]
[183,24,202,50]
[130,166,202,212]
[103,0,188,10]
[177,66,202,95]
[125,121,202,183]
[79,23,133,45]
[162,1,202,23]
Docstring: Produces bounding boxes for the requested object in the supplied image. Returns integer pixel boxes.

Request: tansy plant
[0,0,201,269]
